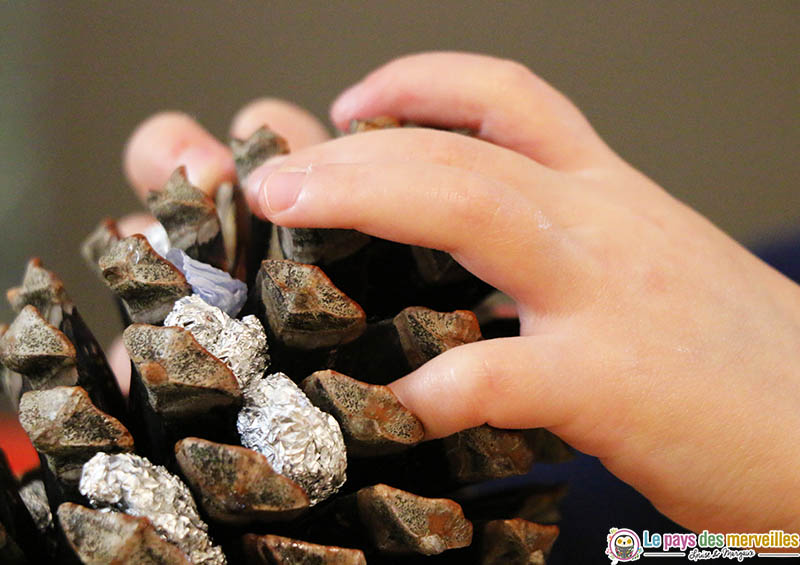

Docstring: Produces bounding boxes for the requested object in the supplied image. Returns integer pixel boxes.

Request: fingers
[330,52,616,170]
[106,336,131,397]
[230,98,330,150]
[388,335,582,439]
[244,127,551,209]
[246,158,578,305]
[125,100,330,201]
[124,112,236,199]
[116,212,157,237]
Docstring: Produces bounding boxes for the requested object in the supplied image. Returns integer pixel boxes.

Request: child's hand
[244,53,800,533]
[122,52,800,533]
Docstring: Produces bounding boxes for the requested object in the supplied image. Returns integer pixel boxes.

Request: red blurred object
[0,413,39,477]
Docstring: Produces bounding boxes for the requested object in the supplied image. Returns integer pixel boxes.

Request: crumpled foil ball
[164,295,269,390]
[79,452,226,565]
[237,372,347,505]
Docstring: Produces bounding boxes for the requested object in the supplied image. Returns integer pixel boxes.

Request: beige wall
[1,1,797,345]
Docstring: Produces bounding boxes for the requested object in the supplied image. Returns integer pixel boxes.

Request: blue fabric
[530,454,684,564]
[755,232,800,283]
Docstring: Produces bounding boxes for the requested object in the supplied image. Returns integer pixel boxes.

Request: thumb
[388,335,584,440]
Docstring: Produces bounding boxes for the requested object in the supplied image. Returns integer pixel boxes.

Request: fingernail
[177,144,231,193]
[261,167,307,214]
[244,155,288,207]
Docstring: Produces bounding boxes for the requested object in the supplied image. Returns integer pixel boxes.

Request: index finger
[124,112,235,199]
[124,101,331,200]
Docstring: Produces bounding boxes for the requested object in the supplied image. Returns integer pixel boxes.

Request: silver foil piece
[237,372,347,505]
[142,222,171,258]
[166,248,247,316]
[18,480,52,533]
[79,452,226,565]
[164,295,269,390]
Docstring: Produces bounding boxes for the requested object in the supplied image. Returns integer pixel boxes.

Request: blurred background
[1,1,797,345]
[0,2,797,560]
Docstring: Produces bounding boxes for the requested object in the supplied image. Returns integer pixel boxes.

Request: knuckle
[383,52,430,75]
[423,129,475,169]
[425,177,501,238]
[455,175,500,220]
[495,58,537,87]
[468,351,509,422]
[459,179,512,239]
[446,348,496,424]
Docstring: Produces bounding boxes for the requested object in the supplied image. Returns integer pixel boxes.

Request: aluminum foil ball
[237,372,347,505]
[164,295,268,391]
[79,452,226,565]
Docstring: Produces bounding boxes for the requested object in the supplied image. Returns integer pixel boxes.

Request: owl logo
[615,534,635,558]
[606,528,643,563]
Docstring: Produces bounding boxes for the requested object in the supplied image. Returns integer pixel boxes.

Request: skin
[117,52,800,534]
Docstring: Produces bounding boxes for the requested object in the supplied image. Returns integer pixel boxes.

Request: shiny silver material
[237,372,347,505]
[79,452,226,565]
[166,248,247,316]
[164,295,269,390]
[18,480,52,533]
